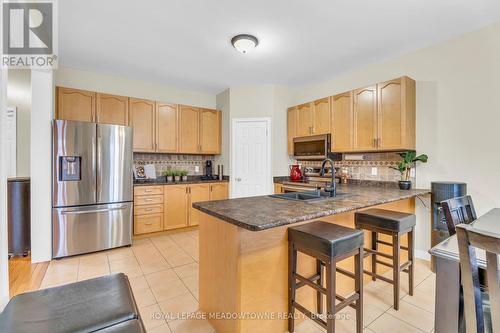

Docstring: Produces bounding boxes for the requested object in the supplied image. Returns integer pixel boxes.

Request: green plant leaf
[414,154,428,163]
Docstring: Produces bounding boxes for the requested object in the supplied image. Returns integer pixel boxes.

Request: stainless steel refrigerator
[52,120,133,258]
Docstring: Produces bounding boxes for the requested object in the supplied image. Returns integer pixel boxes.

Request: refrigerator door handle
[61,205,128,215]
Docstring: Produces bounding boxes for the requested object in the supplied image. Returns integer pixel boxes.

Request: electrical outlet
[410,168,416,177]
[371,167,377,176]
[195,165,200,173]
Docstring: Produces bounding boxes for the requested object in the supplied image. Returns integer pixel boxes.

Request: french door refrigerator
[52,120,133,258]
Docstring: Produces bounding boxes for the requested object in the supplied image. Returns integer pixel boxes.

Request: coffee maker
[201,160,218,180]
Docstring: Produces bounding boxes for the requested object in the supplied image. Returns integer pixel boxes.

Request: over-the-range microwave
[293,134,335,160]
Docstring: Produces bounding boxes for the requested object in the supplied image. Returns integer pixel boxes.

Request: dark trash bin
[8,177,30,257]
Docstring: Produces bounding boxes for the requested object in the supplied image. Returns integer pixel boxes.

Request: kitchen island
[193,183,429,333]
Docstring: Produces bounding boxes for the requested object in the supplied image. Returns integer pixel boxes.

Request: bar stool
[288,221,364,333]
[354,208,416,310]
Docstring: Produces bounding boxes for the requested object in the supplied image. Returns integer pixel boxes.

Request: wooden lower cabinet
[209,183,228,200]
[164,184,189,230]
[134,214,163,235]
[189,184,211,226]
[134,182,229,235]
[133,186,164,235]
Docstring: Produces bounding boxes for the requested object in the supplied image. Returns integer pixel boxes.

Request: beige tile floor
[39,229,436,333]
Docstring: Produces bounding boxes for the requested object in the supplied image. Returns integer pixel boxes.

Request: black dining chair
[441,195,477,236]
[456,223,500,333]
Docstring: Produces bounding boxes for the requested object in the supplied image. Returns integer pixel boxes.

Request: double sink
[270,190,351,202]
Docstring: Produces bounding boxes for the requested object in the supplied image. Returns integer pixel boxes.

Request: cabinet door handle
[145,208,153,212]
[145,199,153,202]
[377,138,381,147]
[373,139,376,148]
[145,189,152,193]
[144,221,153,226]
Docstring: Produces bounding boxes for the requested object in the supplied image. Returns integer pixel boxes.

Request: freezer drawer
[52,202,132,258]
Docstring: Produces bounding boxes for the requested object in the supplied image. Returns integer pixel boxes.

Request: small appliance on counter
[289,164,303,181]
[201,160,219,181]
[217,165,224,181]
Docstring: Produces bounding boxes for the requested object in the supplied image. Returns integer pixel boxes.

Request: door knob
[235,177,242,182]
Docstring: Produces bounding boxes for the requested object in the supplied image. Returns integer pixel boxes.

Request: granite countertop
[134,176,229,186]
[193,184,430,231]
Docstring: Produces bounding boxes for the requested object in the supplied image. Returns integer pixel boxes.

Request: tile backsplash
[300,152,414,182]
[134,153,214,176]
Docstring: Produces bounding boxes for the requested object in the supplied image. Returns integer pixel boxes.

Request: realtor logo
[2,0,58,68]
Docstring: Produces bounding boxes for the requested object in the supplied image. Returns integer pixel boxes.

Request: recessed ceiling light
[231,34,259,54]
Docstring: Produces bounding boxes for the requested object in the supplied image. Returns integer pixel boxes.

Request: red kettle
[289,165,302,181]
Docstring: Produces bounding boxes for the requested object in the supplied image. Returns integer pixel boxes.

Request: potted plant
[163,170,174,182]
[173,170,181,182]
[180,170,188,181]
[392,151,428,190]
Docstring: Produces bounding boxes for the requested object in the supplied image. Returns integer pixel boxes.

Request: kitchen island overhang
[194,184,430,333]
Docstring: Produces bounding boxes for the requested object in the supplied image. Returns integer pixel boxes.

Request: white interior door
[6,107,16,177]
[232,118,271,198]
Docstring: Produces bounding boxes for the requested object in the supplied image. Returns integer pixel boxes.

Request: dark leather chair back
[441,195,477,236]
[456,224,500,333]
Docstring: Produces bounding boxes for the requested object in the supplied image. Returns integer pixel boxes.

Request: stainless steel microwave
[293,134,331,160]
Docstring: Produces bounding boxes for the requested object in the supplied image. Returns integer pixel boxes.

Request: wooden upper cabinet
[353,86,378,151]
[179,105,200,154]
[189,184,210,226]
[331,92,353,152]
[56,87,96,122]
[156,103,178,153]
[129,98,156,152]
[200,108,221,154]
[313,98,331,135]
[287,107,298,155]
[96,93,129,125]
[377,76,416,150]
[297,103,314,137]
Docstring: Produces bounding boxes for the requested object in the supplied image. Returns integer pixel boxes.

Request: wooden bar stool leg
[371,231,377,281]
[326,259,336,333]
[392,234,401,310]
[408,228,415,296]
[288,242,297,333]
[355,248,364,333]
[316,259,323,314]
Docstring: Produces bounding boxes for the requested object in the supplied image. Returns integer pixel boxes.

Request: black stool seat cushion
[288,221,364,258]
[0,273,141,333]
[355,208,416,232]
[97,319,146,333]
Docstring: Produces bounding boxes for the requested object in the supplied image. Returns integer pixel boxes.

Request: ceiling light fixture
[231,34,259,54]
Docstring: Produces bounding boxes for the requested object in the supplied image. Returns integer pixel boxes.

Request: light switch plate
[410,168,416,177]
[195,165,200,173]
[371,167,377,176]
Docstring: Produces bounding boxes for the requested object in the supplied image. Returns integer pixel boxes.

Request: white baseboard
[415,249,431,261]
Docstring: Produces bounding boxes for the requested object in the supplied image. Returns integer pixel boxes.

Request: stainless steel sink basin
[269,190,350,202]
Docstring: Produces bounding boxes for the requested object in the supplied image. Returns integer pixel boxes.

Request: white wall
[289,21,500,255]
[215,85,294,178]
[0,68,10,309]
[214,89,230,174]
[7,69,31,177]
[55,67,216,108]
[30,70,54,263]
